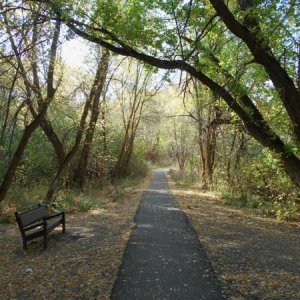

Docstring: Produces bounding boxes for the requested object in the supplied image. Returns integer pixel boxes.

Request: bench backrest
[15,206,49,227]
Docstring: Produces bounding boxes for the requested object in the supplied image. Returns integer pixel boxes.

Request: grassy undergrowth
[169,169,299,221]
[0,176,144,224]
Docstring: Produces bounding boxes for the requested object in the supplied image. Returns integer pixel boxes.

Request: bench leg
[62,213,66,233]
[23,239,27,250]
[43,233,48,250]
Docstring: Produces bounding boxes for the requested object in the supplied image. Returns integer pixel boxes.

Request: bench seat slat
[24,219,60,237]
[46,219,62,231]
[15,206,65,250]
[19,207,48,227]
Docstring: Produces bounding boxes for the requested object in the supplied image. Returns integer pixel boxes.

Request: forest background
[0,0,299,221]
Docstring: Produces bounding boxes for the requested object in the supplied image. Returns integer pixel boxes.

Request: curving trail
[111,169,225,300]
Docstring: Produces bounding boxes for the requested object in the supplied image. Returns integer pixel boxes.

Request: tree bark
[0,108,48,202]
[209,0,300,140]
[73,49,110,189]
[43,75,95,203]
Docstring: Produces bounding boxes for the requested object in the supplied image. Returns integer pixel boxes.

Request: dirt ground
[168,178,300,300]
[0,175,151,300]
[2,170,299,300]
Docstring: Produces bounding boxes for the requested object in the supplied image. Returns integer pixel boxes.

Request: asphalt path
[111,169,225,300]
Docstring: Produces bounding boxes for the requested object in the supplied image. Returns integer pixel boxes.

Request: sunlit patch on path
[111,169,225,299]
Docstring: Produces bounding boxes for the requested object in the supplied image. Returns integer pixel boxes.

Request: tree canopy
[0,0,299,219]
[32,0,300,186]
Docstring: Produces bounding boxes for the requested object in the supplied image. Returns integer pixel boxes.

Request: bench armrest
[43,211,64,220]
[23,221,45,231]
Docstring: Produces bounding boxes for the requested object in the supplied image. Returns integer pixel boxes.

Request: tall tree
[42,0,300,187]
[0,4,61,202]
[73,48,110,189]
[113,61,159,179]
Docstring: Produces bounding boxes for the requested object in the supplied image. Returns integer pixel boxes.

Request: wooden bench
[15,205,65,250]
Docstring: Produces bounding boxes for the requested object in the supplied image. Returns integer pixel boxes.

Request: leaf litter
[168,178,300,300]
[0,175,151,300]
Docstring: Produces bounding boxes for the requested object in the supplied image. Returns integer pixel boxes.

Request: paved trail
[111,169,224,300]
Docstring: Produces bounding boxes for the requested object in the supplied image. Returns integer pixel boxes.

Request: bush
[221,193,261,209]
[221,190,298,221]
[78,198,95,212]
[6,184,45,212]
[0,215,14,224]
[127,144,149,178]
[168,169,198,186]
[271,196,298,220]
[51,195,75,211]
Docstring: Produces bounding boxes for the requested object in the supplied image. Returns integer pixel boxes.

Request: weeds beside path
[0,174,151,300]
[168,175,300,300]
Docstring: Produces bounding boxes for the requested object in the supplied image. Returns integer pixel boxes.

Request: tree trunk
[112,62,148,180]
[226,130,237,183]
[209,0,300,141]
[0,20,61,203]
[43,73,95,203]
[73,49,110,189]
[0,98,54,203]
[101,103,108,154]
[113,123,132,179]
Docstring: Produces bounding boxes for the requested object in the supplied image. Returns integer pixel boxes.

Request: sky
[61,37,91,67]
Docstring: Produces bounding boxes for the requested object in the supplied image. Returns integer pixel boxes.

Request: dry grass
[167,174,300,300]
[0,173,152,300]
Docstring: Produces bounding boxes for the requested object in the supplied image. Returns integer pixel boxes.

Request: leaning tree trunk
[0,19,61,203]
[43,79,95,204]
[113,123,132,179]
[226,130,237,183]
[0,113,44,202]
[73,49,110,189]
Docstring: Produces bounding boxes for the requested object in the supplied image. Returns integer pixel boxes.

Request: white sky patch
[61,37,91,68]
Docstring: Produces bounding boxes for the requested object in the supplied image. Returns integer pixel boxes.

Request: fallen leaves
[0,175,151,299]
[168,178,300,300]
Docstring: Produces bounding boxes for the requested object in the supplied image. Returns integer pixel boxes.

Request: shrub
[221,192,261,209]
[0,215,14,224]
[271,197,298,221]
[51,195,75,211]
[78,198,95,212]
[168,169,198,186]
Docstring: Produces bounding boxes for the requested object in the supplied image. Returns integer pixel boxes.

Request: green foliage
[272,198,297,221]
[51,195,76,211]
[1,0,299,225]
[51,191,108,211]
[127,140,149,178]
[111,187,125,203]
[6,184,46,212]
[221,193,261,209]
[21,129,58,182]
[220,189,298,221]
[169,169,198,187]
[0,214,14,224]
[169,168,182,181]
[78,197,95,212]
